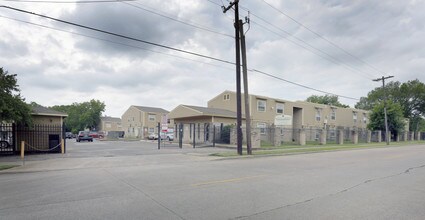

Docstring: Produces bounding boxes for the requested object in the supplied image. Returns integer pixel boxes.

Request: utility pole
[373,75,394,145]
[223,0,243,155]
[239,18,252,155]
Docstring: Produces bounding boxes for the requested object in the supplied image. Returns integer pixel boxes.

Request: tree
[0,67,32,125]
[51,100,105,133]
[367,101,406,135]
[306,95,349,108]
[356,79,425,131]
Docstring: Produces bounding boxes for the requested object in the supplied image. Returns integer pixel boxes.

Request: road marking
[191,175,266,187]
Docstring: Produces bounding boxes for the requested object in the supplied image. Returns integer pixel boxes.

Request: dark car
[65,132,74,139]
[76,131,93,142]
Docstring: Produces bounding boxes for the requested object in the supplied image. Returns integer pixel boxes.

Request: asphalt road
[1,141,425,220]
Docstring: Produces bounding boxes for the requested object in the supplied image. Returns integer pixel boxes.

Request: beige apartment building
[98,116,123,133]
[207,90,369,131]
[121,106,169,138]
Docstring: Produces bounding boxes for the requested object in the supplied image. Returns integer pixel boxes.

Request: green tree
[367,101,406,135]
[51,99,105,133]
[306,95,349,108]
[0,67,32,125]
[356,79,425,131]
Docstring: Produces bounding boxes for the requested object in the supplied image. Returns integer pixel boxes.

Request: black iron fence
[0,123,65,156]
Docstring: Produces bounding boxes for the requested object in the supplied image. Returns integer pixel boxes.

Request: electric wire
[0,5,360,101]
[0,14,235,72]
[2,0,135,3]
[0,5,236,65]
[260,0,388,77]
[121,1,233,39]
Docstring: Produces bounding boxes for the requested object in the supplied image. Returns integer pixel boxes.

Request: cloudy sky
[1,0,424,117]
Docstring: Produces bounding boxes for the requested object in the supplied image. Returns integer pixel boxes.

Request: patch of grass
[0,164,20,171]
[210,141,425,157]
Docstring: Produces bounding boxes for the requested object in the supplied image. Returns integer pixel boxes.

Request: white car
[148,133,158,140]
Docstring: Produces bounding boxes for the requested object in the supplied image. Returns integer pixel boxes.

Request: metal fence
[0,123,65,155]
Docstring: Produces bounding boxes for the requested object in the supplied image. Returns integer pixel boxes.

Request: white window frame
[257,100,266,112]
[353,112,358,123]
[148,114,156,121]
[257,122,266,134]
[330,108,336,120]
[148,127,155,133]
[315,108,321,121]
[276,103,284,114]
[223,94,230,101]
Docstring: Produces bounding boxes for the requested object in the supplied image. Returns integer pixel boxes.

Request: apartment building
[121,106,169,138]
[207,90,369,130]
[98,116,123,133]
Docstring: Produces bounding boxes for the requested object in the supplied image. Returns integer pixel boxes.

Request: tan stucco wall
[121,106,168,138]
[32,115,63,125]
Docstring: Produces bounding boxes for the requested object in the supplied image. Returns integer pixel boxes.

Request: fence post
[179,123,183,149]
[298,129,306,146]
[21,141,25,165]
[61,139,65,154]
[320,129,326,145]
[337,129,344,145]
[367,130,372,143]
[157,123,160,150]
[352,129,358,144]
[403,131,408,141]
[192,124,195,148]
[213,125,216,147]
[377,130,382,142]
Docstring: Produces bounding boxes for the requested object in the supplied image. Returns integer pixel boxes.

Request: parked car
[148,133,158,140]
[162,131,174,141]
[89,131,99,138]
[76,131,93,142]
[65,132,74,139]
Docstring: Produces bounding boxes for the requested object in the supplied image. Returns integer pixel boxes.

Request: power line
[122,1,234,39]
[0,5,236,65]
[0,14,235,72]
[250,69,359,100]
[235,5,375,79]
[2,0,135,3]
[0,5,360,101]
[260,0,388,77]
[250,20,373,80]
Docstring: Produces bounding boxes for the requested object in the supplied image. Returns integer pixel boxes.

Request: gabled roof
[132,106,169,114]
[100,116,121,122]
[182,105,239,118]
[31,105,68,117]
[168,105,244,119]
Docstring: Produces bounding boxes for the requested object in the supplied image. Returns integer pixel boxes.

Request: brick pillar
[352,129,358,144]
[396,133,400,142]
[230,126,237,145]
[377,130,382,142]
[404,131,408,141]
[273,126,281,147]
[416,131,421,141]
[320,129,326,145]
[298,129,306,146]
[252,130,261,148]
[337,129,344,145]
[367,130,372,143]
[410,132,414,141]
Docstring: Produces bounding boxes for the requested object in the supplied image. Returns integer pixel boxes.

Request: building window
[118,123,122,128]
[257,122,266,134]
[148,114,156,121]
[257,100,266,112]
[148,127,154,133]
[276,103,284,114]
[223,94,230,100]
[315,108,321,121]
[106,123,111,128]
[330,108,336,120]
[353,112,358,123]
[329,130,336,139]
[363,113,367,124]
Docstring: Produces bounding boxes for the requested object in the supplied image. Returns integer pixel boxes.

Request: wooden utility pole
[223,0,243,155]
[373,76,394,145]
[239,19,252,155]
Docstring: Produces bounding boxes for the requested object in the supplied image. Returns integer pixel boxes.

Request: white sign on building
[275,115,292,126]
